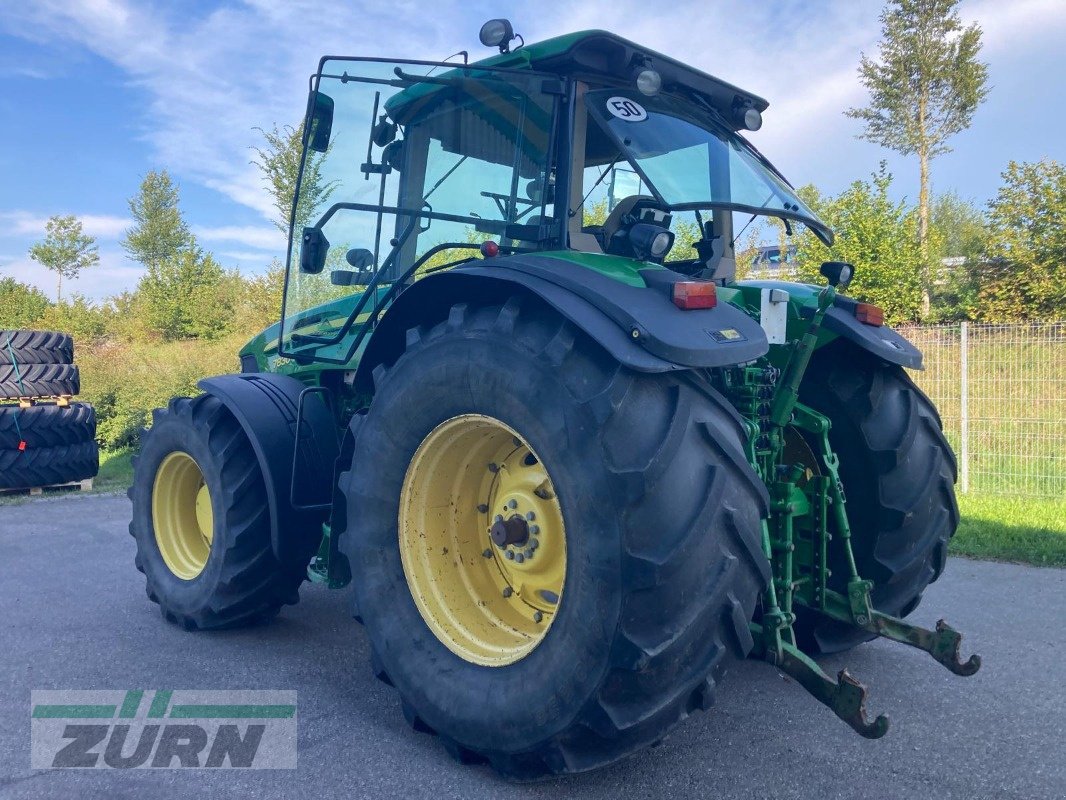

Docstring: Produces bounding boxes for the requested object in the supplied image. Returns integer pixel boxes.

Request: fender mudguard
[197,373,339,564]
[355,254,768,388]
[739,279,922,369]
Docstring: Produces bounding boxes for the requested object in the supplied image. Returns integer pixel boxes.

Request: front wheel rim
[152,451,213,580]
[398,414,566,667]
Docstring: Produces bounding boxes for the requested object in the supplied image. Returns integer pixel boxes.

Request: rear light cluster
[855,303,884,326]
[672,281,717,310]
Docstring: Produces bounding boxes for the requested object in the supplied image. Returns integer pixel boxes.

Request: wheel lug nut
[505,550,515,560]
[515,553,525,564]
[529,525,539,535]
[494,514,503,523]
[533,611,543,623]
[507,499,517,509]
[530,538,539,550]
[523,548,533,559]
[525,511,535,521]
[502,587,513,598]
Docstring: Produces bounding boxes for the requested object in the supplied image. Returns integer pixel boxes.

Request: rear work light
[672,281,717,310]
[855,303,885,326]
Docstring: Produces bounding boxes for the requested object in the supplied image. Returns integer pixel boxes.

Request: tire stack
[0,330,99,491]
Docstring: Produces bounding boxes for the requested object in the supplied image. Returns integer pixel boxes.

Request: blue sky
[0,0,1063,300]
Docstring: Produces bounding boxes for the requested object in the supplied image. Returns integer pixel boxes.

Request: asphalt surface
[0,493,1063,800]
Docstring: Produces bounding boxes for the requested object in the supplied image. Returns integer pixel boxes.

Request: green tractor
[128,22,979,778]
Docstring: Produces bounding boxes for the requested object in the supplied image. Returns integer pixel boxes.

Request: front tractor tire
[339,297,769,779]
[796,341,960,653]
[128,395,306,629]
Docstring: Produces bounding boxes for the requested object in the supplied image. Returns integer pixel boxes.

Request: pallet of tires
[0,330,99,490]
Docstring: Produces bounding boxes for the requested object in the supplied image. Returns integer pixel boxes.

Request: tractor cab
[277,27,832,366]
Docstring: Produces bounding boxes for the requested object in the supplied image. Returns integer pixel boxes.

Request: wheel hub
[398,414,566,666]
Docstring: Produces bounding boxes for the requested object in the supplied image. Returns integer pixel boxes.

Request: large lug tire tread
[337,296,769,780]
[796,341,959,654]
[0,330,74,365]
[128,395,305,630]
[0,402,96,449]
[0,363,80,398]
[0,440,98,489]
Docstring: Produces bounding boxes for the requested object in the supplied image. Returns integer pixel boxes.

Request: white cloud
[0,210,130,239]
[194,224,284,252]
[2,251,141,301]
[1,0,1061,232]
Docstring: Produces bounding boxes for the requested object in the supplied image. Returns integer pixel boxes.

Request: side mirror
[303,91,334,153]
[820,261,855,290]
[299,227,330,274]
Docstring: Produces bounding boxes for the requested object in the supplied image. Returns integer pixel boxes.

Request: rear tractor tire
[128,395,307,629]
[339,297,769,779]
[795,341,960,654]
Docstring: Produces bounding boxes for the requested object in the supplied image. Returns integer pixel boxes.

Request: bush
[79,336,243,449]
[0,278,51,329]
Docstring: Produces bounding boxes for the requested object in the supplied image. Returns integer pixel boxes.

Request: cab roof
[474,30,769,122]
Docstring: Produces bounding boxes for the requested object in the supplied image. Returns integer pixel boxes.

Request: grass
[93,447,134,494]
[951,494,1066,567]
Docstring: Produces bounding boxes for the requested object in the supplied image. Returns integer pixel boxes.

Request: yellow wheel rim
[399,415,566,667]
[152,451,213,580]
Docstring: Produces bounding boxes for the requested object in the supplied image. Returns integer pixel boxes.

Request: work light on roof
[479,19,519,52]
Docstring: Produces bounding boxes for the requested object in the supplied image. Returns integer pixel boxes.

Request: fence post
[960,321,970,493]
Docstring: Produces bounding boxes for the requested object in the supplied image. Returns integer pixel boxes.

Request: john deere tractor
[129,22,979,778]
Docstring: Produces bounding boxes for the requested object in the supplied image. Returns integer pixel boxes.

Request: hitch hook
[776,643,890,740]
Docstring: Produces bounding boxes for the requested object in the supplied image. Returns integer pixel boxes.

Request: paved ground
[0,494,1063,800]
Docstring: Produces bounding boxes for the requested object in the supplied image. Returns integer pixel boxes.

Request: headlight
[635,68,662,96]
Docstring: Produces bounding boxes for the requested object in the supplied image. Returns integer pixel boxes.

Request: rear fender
[355,255,769,389]
[197,373,339,564]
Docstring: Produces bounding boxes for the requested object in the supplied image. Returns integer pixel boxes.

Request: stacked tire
[0,330,99,490]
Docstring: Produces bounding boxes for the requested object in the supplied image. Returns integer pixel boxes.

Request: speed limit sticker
[605,97,647,121]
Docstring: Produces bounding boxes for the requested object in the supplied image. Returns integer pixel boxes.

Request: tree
[137,246,229,340]
[251,123,337,233]
[793,165,925,323]
[846,0,989,317]
[0,277,50,328]
[929,191,988,320]
[27,214,99,301]
[122,170,194,270]
[977,159,1066,321]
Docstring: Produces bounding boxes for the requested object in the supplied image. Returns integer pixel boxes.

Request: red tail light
[672,281,717,310]
[855,303,884,326]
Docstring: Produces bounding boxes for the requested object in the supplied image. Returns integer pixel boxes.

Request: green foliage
[794,164,924,322]
[846,0,988,159]
[122,170,194,270]
[0,278,50,328]
[978,159,1066,321]
[80,336,243,449]
[928,191,989,320]
[34,295,109,344]
[251,123,338,233]
[136,247,231,340]
[27,214,99,301]
[847,0,989,315]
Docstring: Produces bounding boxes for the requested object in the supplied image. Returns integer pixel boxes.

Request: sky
[0,0,1063,301]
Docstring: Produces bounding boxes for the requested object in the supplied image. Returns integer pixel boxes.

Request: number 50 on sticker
[606,97,647,121]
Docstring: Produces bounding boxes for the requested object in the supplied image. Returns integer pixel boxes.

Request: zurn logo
[31,690,296,769]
